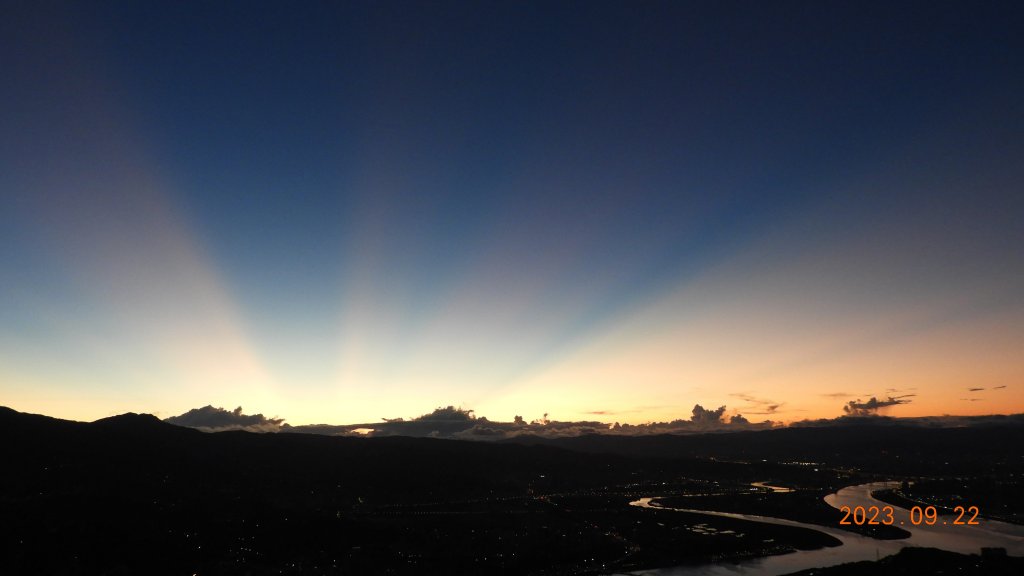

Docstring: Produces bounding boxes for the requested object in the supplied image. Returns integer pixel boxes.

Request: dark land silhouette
[2,406,1022,575]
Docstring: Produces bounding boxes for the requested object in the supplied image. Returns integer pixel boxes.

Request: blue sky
[2,1,1022,424]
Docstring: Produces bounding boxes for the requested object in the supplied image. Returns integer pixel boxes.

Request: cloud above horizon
[159,399,1024,439]
[842,396,912,417]
[165,405,285,432]
[729,393,785,415]
[164,402,776,439]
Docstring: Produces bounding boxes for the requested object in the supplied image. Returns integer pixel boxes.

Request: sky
[1,0,1022,426]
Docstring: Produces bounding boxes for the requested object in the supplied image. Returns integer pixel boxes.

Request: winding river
[620,481,1024,575]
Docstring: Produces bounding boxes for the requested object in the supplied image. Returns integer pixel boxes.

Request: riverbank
[656,490,909,540]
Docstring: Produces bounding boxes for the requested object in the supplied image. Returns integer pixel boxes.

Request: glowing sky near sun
[1,1,1022,425]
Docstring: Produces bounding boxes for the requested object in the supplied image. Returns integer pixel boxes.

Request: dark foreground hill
[2,406,1022,575]
[1,404,663,509]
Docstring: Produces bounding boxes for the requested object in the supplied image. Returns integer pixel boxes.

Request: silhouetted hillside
[3,406,1021,575]
[1,406,655,503]
[92,411,174,429]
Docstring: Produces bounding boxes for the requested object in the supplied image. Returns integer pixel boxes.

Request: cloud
[842,396,911,416]
[994,385,1008,389]
[584,409,640,416]
[690,404,727,425]
[375,402,775,440]
[968,387,986,392]
[165,405,284,432]
[790,413,1024,428]
[730,414,750,425]
[171,401,773,441]
[412,405,475,422]
[452,418,609,440]
[730,393,784,415]
[337,405,482,438]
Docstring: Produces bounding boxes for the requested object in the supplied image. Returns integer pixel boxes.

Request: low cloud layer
[791,413,1024,428]
[160,402,777,440]
[448,403,773,440]
[168,389,1022,440]
[165,405,285,432]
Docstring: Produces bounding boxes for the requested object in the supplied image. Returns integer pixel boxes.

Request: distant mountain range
[161,402,1024,441]
[4,405,1023,477]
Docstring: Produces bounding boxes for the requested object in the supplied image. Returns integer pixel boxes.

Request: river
[618,481,1024,575]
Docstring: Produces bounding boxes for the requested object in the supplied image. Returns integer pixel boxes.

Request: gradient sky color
[2,1,1022,425]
